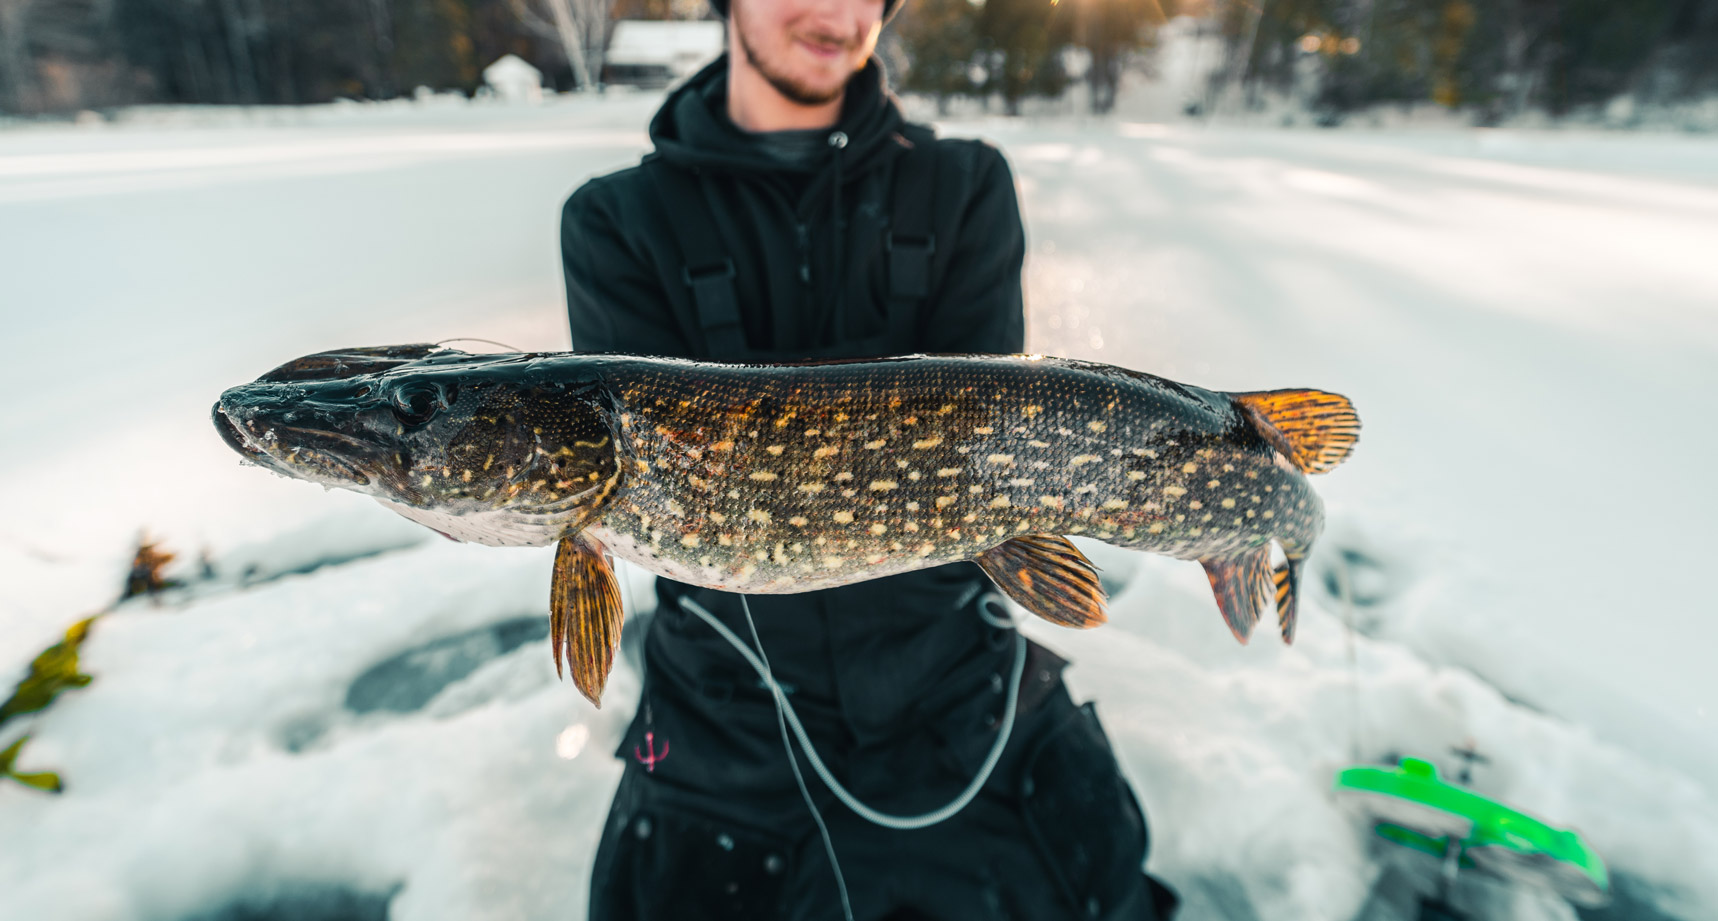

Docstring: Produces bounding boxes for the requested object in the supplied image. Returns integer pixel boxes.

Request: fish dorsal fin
[1201,546,1275,644]
[550,533,625,708]
[1271,553,1306,644]
[1235,390,1360,475]
[975,535,1108,629]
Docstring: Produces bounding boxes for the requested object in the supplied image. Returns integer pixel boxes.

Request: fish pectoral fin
[550,533,625,708]
[1271,551,1306,644]
[1201,546,1275,644]
[1234,390,1360,475]
[975,534,1108,629]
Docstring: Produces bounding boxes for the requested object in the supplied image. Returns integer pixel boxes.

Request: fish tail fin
[1272,550,1307,644]
[1234,390,1360,475]
[1200,545,1275,644]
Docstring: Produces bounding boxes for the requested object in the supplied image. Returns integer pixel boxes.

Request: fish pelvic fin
[550,533,625,708]
[976,534,1108,629]
[1234,389,1360,475]
[1271,551,1306,644]
[1201,545,1275,644]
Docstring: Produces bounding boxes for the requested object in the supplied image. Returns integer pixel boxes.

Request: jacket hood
[647,55,908,181]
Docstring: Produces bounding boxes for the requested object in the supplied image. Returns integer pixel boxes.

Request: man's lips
[797,38,846,59]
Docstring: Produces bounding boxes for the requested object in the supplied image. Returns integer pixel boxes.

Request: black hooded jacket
[560,56,1030,814]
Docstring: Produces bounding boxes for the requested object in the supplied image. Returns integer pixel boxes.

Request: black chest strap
[885,129,939,345]
[645,137,940,359]
[646,158,748,358]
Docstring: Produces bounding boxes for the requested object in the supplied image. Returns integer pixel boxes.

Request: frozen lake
[2,95,1715,920]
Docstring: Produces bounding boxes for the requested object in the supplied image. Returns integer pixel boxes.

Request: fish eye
[390,382,452,426]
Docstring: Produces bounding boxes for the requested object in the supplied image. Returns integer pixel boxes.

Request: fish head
[213,346,621,522]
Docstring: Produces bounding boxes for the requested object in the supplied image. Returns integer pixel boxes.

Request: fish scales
[592,357,1319,593]
[214,346,1359,704]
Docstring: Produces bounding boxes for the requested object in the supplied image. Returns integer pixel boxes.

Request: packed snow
[1,89,1715,921]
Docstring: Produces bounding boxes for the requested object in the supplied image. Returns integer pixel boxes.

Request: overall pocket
[589,770,795,921]
[1019,701,1153,919]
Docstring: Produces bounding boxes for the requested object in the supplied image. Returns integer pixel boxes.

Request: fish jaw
[213,347,628,539]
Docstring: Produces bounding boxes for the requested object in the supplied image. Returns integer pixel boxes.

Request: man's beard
[733,6,854,107]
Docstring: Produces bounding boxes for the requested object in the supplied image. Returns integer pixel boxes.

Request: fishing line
[1333,552,1365,764]
[680,594,1027,832]
[679,593,1027,921]
[739,595,854,921]
[433,337,522,352]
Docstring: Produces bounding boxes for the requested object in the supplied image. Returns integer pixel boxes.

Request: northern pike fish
[213,345,1360,705]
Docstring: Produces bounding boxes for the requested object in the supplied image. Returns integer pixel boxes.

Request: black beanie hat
[708,0,904,22]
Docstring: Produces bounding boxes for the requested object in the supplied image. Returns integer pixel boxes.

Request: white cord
[738,596,854,921]
[677,593,1029,831]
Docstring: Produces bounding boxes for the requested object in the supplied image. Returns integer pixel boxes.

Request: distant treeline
[3,0,1716,118]
[0,0,673,114]
[890,0,1718,120]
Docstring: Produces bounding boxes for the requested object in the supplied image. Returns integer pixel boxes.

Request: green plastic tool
[1334,755,1609,908]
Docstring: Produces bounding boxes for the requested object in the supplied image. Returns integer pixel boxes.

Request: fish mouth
[212,403,375,487]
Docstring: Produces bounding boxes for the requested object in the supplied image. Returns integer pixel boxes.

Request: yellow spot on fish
[1102,500,1128,510]
[1182,463,1198,474]
[865,439,887,450]
[908,471,922,481]
[1164,485,1187,497]
[833,511,854,523]
[740,563,758,578]
[1190,500,1203,510]
[1208,480,1221,488]
[790,516,809,527]
[1221,498,1236,509]
[681,535,700,548]
[483,455,494,470]
[969,485,985,494]
[870,523,887,535]
[421,475,433,487]
[823,557,844,569]
[1263,510,1274,519]
[462,470,472,483]
[905,522,920,532]
[936,496,957,509]
[937,468,961,477]
[710,512,727,524]
[1070,454,1101,467]
[750,471,778,482]
[990,496,1012,509]
[917,542,937,555]
[748,509,772,523]
[870,480,898,491]
[634,460,650,475]
[987,454,1015,466]
[712,440,734,452]
[913,436,943,449]
[798,483,825,494]
[1040,496,1064,510]
[1088,421,1107,433]
[1148,522,1165,534]
[974,426,994,435]
[1127,471,1147,481]
[718,534,733,546]
[1009,478,1035,487]
[1023,405,1043,418]
[767,445,784,456]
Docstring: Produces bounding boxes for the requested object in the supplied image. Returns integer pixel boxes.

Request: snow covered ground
[1,93,1715,921]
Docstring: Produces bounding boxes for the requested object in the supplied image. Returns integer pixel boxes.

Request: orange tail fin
[1235,390,1360,475]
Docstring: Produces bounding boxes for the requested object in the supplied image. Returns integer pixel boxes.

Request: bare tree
[0,0,38,112]
[511,0,610,90]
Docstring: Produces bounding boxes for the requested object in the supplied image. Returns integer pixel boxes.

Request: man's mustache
[794,30,861,52]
